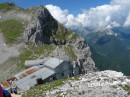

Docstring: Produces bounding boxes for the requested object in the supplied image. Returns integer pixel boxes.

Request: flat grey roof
[44,57,64,69]
[25,59,47,66]
[15,67,55,91]
[32,67,55,80]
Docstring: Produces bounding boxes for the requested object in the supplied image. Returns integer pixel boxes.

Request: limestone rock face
[45,70,130,97]
[71,37,96,73]
[50,37,96,74]
[24,8,96,74]
[24,8,58,44]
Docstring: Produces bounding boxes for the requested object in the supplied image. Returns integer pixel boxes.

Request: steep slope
[86,28,130,75]
[24,8,96,73]
[0,3,96,81]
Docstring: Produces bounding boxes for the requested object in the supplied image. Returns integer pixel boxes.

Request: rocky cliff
[0,4,96,81]
[24,8,96,73]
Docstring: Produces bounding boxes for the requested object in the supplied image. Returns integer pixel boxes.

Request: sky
[0,0,130,33]
[0,0,110,14]
[45,0,130,33]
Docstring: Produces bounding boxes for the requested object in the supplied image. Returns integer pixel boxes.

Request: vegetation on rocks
[17,44,56,68]
[122,85,130,94]
[87,31,130,75]
[64,45,77,61]
[54,26,78,42]
[0,3,16,10]
[0,19,24,44]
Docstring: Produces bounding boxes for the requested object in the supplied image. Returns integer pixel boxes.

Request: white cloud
[124,13,130,27]
[111,0,130,5]
[45,5,69,24]
[46,0,130,33]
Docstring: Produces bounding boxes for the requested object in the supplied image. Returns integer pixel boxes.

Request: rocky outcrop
[24,8,96,74]
[71,37,96,73]
[24,8,58,44]
[45,70,130,97]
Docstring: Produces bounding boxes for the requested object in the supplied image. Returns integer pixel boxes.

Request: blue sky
[0,0,110,14]
[1,0,130,30]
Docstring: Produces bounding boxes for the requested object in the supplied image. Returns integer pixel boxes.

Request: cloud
[45,5,69,24]
[124,13,130,27]
[46,0,130,33]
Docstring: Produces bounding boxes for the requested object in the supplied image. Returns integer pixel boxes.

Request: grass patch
[54,31,77,41]
[122,85,130,94]
[64,45,77,61]
[0,3,21,11]
[17,44,56,68]
[31,44,56,57]
[17,49,32,68]
[0,3,16,10]
[0,19,24,44]
[54,24,78,42]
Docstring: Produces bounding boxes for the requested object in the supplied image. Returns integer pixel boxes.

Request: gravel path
[0,33,24,81]
[0,33,20,64]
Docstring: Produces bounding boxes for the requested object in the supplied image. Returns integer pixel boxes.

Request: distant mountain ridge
[86,27,130,75]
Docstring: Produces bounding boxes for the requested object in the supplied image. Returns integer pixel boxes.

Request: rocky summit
[24,8,58,44]
[45,70,130,97]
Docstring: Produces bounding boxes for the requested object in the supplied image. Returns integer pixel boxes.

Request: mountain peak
[24,8,58,44]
